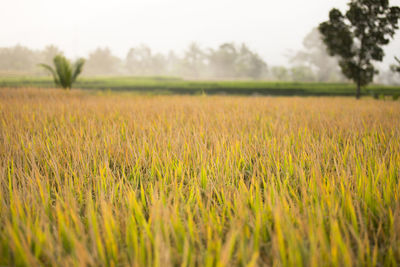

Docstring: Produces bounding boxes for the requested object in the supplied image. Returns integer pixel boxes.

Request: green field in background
[1,76,400,96]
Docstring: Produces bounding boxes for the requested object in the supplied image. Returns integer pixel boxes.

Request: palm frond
[40,54,85,90]
[54,55,72,89]
[72,58,85,83]
[38,63,60,86]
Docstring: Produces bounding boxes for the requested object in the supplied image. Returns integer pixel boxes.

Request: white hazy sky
[1,0,399,66]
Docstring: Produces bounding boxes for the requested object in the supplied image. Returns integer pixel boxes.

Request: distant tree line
[0,45,63,75]
[82,43,270,79]
[1,34,399,84]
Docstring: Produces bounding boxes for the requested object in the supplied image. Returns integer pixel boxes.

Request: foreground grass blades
[0,88,399,266]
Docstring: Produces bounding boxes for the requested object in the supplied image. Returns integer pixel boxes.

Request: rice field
[0,88,399,266]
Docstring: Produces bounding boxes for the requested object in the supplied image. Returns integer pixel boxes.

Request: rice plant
[0,88,399,266]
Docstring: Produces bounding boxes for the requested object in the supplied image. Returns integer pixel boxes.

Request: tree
[0,45,37,73]
[235,44,267,79]
[39,55,85,90]
[291,28,345,82]
[85,47,121,76]
[126,45,153,75]
[208,43,238,78]
[150,53,167,76]
[270,66,290,81]
[182,43,207,78]
[165,51,182,76]
[290,66,316,82]
[126,45,168,76]
[319,0,400,98]
[40,45,63,65]
[37,45,64,76]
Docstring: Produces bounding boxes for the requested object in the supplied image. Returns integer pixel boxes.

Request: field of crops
[1,76,400,96]
[1,88,400,266]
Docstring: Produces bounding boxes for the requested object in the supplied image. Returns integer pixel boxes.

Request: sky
[1,0,399,66]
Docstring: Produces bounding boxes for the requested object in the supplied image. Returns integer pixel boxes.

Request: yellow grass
[0,88,399,266]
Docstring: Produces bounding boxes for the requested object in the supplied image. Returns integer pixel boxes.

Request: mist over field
[1,0,400,83]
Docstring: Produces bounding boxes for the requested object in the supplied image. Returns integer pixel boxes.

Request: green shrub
[39,55,85,90]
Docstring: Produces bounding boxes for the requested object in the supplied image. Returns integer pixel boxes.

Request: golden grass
[0,88,399,266]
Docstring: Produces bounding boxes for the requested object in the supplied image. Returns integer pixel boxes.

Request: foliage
[181,43,208,78]
[1,41,398,83]
[235,44,267,79]
[289,65,316,82]
[85,47,121,76]
[0,42,270,79]
[319,0,400,98]
[39,55,85,90]
[207,43,268,79]
[126,45,154,75]
[270,66,290,81]
[40,45,64,66]
[208,43,238,78]
[391,56,400,73]
[290,28,345,82]
[0,45,38,73]
[1,88,400,266]
[125,45,167,76]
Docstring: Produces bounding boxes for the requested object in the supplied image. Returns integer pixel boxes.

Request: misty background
[1,0,400,83]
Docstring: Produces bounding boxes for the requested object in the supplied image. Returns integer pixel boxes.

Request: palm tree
[39,54,85,90]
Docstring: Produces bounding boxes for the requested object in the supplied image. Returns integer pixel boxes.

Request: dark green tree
[319,0,400,98]
[39,55,85,90]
